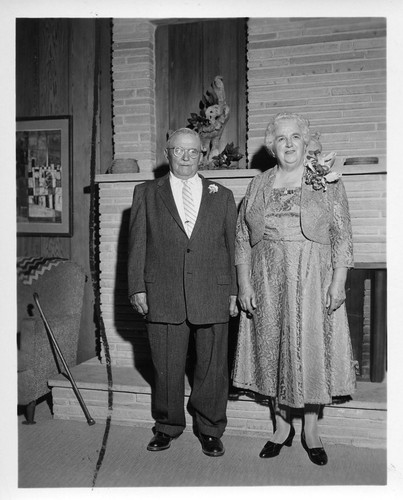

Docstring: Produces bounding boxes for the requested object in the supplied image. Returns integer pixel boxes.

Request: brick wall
[112,19,156,171]
[246,17,386,166]
[98,177,149,366]
[341,170,386,264]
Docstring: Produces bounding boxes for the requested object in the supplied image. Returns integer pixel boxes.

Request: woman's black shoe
[259,426,295,458]
[301,431,328,466]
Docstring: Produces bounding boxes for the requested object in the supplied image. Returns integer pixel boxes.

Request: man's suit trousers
[147,320,229,438]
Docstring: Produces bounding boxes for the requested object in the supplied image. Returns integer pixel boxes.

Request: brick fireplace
[97,17,386,378]
[95,168,385,377]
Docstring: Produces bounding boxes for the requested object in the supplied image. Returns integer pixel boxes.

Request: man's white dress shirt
[169,173,202,230]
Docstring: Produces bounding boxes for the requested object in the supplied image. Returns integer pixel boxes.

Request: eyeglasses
[167,147,201,159]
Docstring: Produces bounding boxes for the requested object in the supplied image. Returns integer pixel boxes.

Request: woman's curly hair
[265,112,311,156]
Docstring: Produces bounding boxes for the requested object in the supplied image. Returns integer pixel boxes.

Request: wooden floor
[18,400,388,488]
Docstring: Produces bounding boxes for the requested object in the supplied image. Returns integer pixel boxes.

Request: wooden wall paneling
[40,237,69,259]
[16,20,41,257]
[16,236,42,257]
[236,19,247,168]
[38,19,70,116]
[202,19,247,168]
[38,18,71,258]
[155,24,170,169]
[155,20,247,170]
[98,18,113,175]
[16,19,112,362]
[16,19,40,118]
[70,19,97,362]
[169,22,203,132]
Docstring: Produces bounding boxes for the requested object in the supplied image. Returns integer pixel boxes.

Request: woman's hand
[238,284,257,316]
[326,267,348,315]
[236,263,256,316]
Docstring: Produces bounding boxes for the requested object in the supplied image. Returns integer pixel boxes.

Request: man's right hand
[130,292,149,316]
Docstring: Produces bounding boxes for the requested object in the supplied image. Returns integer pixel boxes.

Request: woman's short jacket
[235,166,354,269]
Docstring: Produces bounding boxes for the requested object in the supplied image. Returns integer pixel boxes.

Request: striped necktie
[182,180,197,237]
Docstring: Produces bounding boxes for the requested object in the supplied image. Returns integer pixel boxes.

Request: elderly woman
[232,112,356,466]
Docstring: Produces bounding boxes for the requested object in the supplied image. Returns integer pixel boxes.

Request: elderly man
[128,128,238,457]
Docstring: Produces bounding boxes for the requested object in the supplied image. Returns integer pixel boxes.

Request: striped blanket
[17,257,67,285]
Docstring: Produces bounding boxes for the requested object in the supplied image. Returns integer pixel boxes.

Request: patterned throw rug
[17,257,67,285]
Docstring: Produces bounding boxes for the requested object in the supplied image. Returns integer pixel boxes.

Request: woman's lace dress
[232,187,356,407]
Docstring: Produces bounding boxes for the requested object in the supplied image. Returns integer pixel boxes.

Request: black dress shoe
[259,426,295,458]
[147,431,173,452]
[301,431,328,466]
[198,433,225,457]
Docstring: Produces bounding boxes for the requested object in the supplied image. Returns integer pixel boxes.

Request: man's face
[164,132,202,180]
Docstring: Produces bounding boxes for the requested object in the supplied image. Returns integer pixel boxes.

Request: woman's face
[273,119,306,169]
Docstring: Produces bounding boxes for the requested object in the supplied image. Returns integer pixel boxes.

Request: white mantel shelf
[95,169,261,183]
[95,164,386,184]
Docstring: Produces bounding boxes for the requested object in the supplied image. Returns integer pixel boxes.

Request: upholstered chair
[17,258,86,423]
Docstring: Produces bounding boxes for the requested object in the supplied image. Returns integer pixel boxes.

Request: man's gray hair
[166,128,201,148]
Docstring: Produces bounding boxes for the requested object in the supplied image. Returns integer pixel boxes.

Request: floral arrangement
[187,76,243,170]
[304,147,341,192]
[209,142,243,169]
[187,88,218,131]
[208,184,218,194]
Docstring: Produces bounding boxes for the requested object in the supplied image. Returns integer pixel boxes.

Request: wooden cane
[33,293,96,425]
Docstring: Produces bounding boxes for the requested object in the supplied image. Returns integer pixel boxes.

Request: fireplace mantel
[95,163,385,184]
[95,168,261,185]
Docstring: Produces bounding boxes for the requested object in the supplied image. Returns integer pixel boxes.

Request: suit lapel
[157,174,186,233]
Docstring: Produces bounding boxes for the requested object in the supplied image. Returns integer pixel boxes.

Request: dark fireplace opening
[346,268,387,383]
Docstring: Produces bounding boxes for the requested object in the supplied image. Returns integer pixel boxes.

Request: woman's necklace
[278,187,297,195]
[273,166,303,195]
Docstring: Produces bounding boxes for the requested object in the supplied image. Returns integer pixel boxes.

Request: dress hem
[232,382,355,408]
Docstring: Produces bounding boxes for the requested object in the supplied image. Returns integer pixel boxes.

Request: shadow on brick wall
[113,207,154,385]
[250,146,277,172]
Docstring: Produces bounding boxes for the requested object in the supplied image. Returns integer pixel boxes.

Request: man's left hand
[229,295,239,317]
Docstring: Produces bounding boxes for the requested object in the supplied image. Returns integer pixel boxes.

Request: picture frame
[16,116,72,236]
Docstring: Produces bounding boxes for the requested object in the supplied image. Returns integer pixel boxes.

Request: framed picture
[16,116,72,236]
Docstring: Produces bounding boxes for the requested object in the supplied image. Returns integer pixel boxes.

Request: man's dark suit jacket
[128,173,238,325]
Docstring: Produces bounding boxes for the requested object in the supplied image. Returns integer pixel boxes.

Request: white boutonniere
[208,184,219,194]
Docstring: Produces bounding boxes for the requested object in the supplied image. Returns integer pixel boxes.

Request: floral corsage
[208,184,219,194]
[304,149,342,192]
